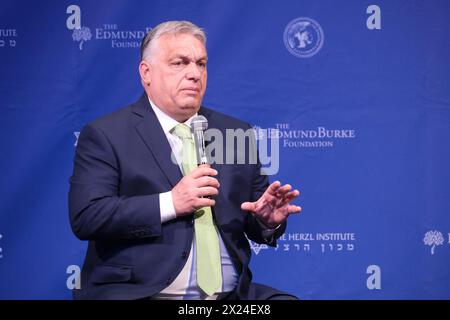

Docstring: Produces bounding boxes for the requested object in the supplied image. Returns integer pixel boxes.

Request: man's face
[143,33,207,122]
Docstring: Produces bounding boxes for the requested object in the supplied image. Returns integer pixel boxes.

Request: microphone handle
[193,129,214,200]
[193,129,208,165]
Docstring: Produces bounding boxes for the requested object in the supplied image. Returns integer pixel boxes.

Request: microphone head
[190,115,208,132]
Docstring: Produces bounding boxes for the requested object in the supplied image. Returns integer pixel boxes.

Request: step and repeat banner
[1,0,449,299]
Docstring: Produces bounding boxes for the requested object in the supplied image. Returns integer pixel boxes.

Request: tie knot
[172,123,192,140]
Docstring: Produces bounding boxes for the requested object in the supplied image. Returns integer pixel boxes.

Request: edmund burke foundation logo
[66,5,149,51]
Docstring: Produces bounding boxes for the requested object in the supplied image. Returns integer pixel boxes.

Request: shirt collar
[148,97,197,134]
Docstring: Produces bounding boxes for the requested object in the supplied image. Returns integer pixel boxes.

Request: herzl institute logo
[249,240,269,255]
[283,17,324,58]
[423,230,444,255]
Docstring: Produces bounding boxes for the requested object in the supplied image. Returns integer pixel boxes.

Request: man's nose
[185,62,202,81]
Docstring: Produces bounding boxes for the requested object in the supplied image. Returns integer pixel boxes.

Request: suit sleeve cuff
[255,217,281,238]
[159,191,177,223]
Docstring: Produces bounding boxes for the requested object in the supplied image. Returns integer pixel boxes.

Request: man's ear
[139,60,151,86]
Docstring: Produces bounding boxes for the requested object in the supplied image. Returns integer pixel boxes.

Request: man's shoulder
[88,105,133,129]
[84,97,146,133]
[200,106,252,131]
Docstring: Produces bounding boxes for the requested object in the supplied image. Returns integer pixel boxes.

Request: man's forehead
[158,33,207,57]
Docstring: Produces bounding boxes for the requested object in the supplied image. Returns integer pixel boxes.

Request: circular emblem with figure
[283,17,324,58]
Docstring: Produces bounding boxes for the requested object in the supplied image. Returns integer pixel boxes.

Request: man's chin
[176,104,201,121]
[180,100,201,112]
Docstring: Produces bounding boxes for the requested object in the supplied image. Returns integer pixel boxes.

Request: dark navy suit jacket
[68,94,286,299]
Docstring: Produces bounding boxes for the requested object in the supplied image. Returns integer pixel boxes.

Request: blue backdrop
[1,0,449,299]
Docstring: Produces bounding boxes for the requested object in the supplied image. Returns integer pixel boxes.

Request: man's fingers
[267,181,281,195]
[283,189,300,201]
[190,166,218,179]
[195,176,220,188]
[275,184,292,197]
[277,189,300,207]
[287,205,302,213]
[241,202,256,212]
[196,197,216,208]
[197,186,219,197]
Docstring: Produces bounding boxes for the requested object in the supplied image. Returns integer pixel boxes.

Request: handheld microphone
[190,115,208,165]
[191,116,215,201]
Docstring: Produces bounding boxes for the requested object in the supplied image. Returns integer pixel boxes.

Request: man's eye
[197,62,206,68]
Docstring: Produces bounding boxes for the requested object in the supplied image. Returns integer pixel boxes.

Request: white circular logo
[283,17,324,58]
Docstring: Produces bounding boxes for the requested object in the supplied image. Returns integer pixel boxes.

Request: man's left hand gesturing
[240,181,301,228]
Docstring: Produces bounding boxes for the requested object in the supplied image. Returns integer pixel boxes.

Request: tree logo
[423,230,444,255]
[72,26,92,50]
[283,17,324,58]
[252,126,266,140]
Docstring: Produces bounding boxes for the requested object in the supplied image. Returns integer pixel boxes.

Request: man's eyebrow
[171,54,208,62]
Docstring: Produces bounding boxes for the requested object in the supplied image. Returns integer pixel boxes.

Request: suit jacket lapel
[132,94,183,188]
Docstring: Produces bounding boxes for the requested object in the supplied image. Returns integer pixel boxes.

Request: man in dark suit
[69,21,301,300]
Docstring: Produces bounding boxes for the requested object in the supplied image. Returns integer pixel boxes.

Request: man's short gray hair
[140,21,206,61]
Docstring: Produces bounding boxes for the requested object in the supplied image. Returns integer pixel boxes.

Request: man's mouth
[181,87,200,94]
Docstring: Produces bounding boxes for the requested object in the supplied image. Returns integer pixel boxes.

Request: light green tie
[172,123,222,296]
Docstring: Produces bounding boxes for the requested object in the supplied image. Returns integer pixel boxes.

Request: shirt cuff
[159,191,177,223]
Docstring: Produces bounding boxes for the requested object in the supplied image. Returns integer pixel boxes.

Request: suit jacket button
[181,251,188,259]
